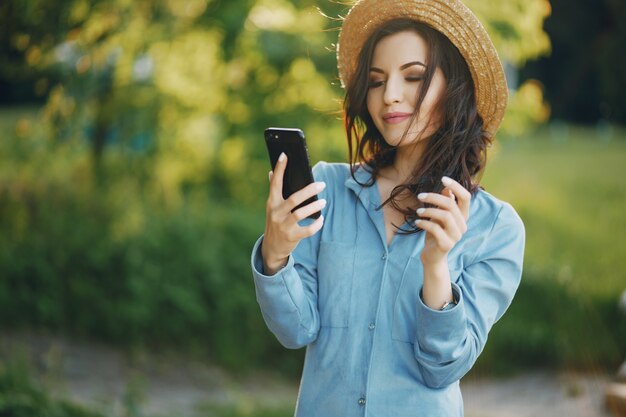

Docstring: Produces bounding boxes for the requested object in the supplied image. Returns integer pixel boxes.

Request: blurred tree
[466,0,550,65]
[520,0,626,125]
[465,0,552,135]
[0,0,71,103]
[2,0,551,179]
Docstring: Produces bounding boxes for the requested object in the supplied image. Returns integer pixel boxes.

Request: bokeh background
[0,0,625,416]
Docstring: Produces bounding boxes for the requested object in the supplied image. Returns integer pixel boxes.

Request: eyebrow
[369,61,427,73]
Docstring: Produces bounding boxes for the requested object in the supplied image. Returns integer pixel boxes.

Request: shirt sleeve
[250,163,330,349]
[412,203,525,388]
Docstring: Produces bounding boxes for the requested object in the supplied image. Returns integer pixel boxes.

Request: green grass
[483,126,626,299]
[474,125,626,373]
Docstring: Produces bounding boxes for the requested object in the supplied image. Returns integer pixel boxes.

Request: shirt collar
[344,164,380,208]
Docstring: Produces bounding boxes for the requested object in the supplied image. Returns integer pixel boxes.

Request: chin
[381,133,401,146]
[382,130,422,148]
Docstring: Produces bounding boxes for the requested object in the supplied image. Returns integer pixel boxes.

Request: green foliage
[0,105,314,373]
[0,359,103,417]
[476,271,626,374]
[0,148,289,370]
[466,0,550,65]
[1,0,553,186]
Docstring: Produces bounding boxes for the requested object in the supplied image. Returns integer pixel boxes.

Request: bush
[475,268,626,374]
[0,128,294,371]
[0,359,103,417]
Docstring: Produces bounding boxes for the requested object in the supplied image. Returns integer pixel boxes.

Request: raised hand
[415,176,471,267]
[261,153,326,275]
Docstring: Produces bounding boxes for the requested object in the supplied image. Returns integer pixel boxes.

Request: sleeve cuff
[414,282,466,356]
[418,282,462,313]
[251,235,294,280]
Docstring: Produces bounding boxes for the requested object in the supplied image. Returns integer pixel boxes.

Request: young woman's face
[366,30,446,148]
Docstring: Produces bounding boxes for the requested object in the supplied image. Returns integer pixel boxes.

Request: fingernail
[316,182,326,190]
[441,176,452,186]
[417,193,428,200]
[278,152,286,162]
[319,199,327,207]
[268,171,273,181]
[415,219,422,226]
[417,208,425,215]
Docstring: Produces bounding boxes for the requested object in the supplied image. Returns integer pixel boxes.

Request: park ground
[2,332,617,417]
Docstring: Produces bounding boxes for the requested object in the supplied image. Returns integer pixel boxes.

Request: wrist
[261,246,288,275]
[421,257,448,275]
[263,256,289,275]
[420,248,449,267]
[260,239,288,275]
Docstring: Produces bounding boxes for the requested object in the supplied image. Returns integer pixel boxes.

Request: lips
[382,112,412,124]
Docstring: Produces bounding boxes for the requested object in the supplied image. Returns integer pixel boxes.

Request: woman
[251,0,525,415]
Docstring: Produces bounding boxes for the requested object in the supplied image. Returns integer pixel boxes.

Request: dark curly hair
[343,18,492,233]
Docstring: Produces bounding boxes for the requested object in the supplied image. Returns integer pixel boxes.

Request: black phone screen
[264,127,319,219]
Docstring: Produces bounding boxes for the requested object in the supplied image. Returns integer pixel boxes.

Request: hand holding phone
[261,128,326,274]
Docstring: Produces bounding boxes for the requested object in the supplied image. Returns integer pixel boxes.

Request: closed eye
[368,75,424,89]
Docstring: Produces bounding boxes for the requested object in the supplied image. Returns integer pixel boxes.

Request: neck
[380,140,427,184]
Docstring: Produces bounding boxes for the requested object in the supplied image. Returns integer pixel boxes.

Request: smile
[383,112,412,124]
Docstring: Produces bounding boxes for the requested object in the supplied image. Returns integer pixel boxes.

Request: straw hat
[337,0,508,138]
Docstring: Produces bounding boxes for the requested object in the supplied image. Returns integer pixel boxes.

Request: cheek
[421,80,446,119]
[420,93,438,118]
[408,84,421,103]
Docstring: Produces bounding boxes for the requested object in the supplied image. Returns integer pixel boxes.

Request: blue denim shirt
[251,162,525,417]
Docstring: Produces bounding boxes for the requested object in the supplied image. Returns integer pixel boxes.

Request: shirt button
[368,323,375,330]
[358,397,366,406]
[381,253,387,260]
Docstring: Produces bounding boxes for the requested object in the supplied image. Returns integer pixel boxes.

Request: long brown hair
[343,18,491,233]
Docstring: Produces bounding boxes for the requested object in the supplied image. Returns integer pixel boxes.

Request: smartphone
[264,127,320,219]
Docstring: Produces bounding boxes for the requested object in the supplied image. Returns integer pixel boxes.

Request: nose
[383,75,402,105]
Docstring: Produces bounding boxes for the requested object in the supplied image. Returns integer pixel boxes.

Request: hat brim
[337,0,508,138]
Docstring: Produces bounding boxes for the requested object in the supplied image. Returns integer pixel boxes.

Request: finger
[418,201,466,235]
[285,181,326,211]
[292,199,327,221]
[441,176,471,219]
[269,152,287,202]
[417,192,459,213]
[300,214,325,238]
[290,215,325,241]
[416,219,454,250]
[416,207,462,239]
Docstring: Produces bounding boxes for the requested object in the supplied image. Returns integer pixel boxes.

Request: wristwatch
[440,293,459,311]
